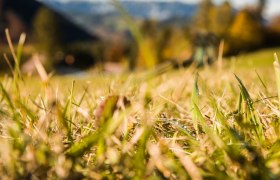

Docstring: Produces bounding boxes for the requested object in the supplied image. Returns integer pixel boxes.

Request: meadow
[1,31,280,179]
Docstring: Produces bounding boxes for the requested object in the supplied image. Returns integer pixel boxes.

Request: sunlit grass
[226,47,280,69]
[2,30,280,179]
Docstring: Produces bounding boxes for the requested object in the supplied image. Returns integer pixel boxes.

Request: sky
[45,0,280,18]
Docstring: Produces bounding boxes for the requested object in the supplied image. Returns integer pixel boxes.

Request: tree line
[30,0,280,71]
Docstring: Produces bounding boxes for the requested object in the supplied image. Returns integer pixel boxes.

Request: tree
[157,27,173,62]
[265,15,280,47]
[157,27,191,63]
[32,7,62,59]
[226,9,264,54]
[193,0,214,32]
[140,19,158,38]
[210,1,234,38]
[256,0,266,19]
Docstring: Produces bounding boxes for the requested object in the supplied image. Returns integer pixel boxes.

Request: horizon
[40,0,280,18]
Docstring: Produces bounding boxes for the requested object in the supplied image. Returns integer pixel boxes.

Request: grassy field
[1,39,280,179]
[227,47,280,68]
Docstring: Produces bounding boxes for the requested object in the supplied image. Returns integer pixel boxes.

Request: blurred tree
[269,16,280,32]
[226,9,264,54]
[210,1,234,38]
[140,19,158,38]
[190,0,223,66]
[135,19,158,68]
[158,27,191,63]
[126,38,138,71]
[157,27,173,62]
[256,0,266,19]
[32,7,62,60]
[193,0,214,32]
[265,15,280,47]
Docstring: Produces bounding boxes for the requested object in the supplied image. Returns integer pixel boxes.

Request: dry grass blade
[147,143,172,178]
[218,40,224,71]
[3,54,14,74]
[33,54,48,82]
[5,29,19,68]
[17,33,26,61]
[274,53,280,109]
[170,144,202,180]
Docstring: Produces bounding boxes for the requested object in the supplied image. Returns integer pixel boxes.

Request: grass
[2,31,280,179]
[226,47,280,68]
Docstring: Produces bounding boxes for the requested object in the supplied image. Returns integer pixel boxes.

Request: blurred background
[0,0,280,74]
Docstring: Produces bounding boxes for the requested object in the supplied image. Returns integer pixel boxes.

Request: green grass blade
[255,70,268,92]
[234,74,264,142]
[192,103,225,149]
[66,132,100,158]
[0,82,15,114]
[191,74,200,136]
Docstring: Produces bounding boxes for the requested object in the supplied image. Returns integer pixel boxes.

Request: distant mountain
[41,1,197,34]
[0,0,99,42]
[42,1,197,21]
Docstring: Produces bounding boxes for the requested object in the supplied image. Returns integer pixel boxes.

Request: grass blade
[274,53,280,109]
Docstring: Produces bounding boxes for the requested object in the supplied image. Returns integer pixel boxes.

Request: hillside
[41,1,197,33]
[0,0,98,42]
